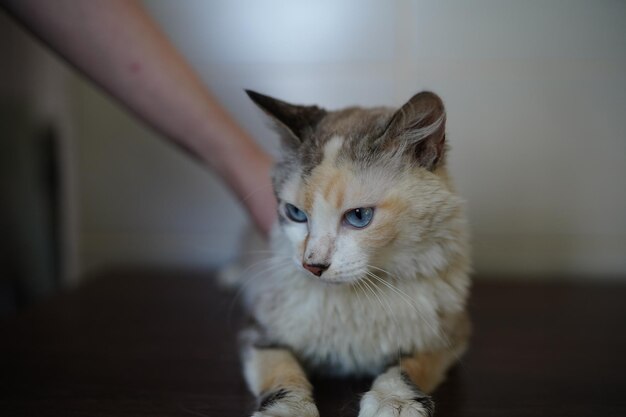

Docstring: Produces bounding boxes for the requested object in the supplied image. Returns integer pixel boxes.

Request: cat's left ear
[246,90,326,150]
[381,91,446,170]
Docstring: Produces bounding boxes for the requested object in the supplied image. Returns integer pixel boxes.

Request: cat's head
[248,90,465,284]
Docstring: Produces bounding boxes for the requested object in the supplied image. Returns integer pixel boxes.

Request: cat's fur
[227,90,471,417]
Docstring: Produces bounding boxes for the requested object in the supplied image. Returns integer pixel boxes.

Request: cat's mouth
[317,278,345,286]
[301,268,344,284]
[294,256,366,285]
[300,267,363,285]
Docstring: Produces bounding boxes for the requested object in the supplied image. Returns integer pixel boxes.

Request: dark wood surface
[1,269,625,416]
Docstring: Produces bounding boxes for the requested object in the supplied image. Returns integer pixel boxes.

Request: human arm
[1,0,276,235]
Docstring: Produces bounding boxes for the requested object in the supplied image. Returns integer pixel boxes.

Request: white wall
[73,0,626,279]
[0,11,79,285]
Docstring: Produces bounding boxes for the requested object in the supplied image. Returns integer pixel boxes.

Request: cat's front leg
[241,331,318,417]
[359,339,467,417]
[359,366,434,417]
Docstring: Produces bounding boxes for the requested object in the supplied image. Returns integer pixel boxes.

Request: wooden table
[1,269,625,416]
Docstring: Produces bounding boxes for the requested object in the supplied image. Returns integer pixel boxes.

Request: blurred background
[1,0,625,315]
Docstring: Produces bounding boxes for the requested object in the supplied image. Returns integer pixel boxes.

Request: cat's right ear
[380,91,447,170]
[246,90,326,150]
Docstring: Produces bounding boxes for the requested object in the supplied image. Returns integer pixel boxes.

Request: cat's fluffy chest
[243,261,455,376]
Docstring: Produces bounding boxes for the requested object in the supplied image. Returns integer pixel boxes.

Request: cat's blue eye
[285,203,308,223]
[344,207,374,228]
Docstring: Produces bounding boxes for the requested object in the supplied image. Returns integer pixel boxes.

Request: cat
[227,90,471,417]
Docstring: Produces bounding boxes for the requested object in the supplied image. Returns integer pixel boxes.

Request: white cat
[226,90,471,417]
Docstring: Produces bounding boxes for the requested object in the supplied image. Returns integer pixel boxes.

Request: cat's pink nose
[303,263,330,277]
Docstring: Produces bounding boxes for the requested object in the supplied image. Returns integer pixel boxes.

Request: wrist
[196,123,277,235]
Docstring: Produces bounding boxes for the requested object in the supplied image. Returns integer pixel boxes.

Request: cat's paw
[252,389,319,417]
[358,391,434,417]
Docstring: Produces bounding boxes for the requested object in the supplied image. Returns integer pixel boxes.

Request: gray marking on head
[270,91,447,198]
[277,106,395,181]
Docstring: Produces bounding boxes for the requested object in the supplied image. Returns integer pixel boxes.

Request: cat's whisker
[367,264,395,277]
[365,268,419,306]
[361,276,404,358]
[228,259,291,304]
[226,258,293,322]
[356,278,379,316]
[357,276,374,305]
[358,276,394,354]
[365,270,440,332]
[351,280,367,316]
[363,271,422,365]
[362,276,394,322]
[365,276,400,324]
[230,255,292,288]
[236,257,292,288]
[365,268,454,351]
[227,261,278,319]
[362,275,404,361]
[365,270,456,364]
[355,280,390,364]
[239,249,278,255]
